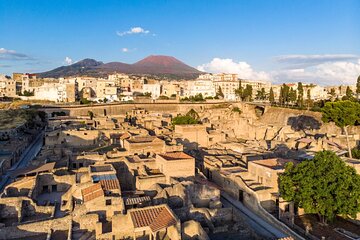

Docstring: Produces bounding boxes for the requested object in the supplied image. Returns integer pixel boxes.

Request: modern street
[0,131,44,193]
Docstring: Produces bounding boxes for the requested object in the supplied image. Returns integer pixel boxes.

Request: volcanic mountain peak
[135,55,185,66]
[37,55,202,79]
[72,58,103,67]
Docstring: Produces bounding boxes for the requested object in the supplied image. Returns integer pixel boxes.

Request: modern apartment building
[0,75,16,97]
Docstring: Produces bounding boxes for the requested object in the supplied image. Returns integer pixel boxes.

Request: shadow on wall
[0,229,49,240]
[175,138,200,151]
[287,115,322,132]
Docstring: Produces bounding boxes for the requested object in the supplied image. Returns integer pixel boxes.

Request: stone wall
[136,175,166,190]
[41,102,232,117]
[182,220,210,240]
[0,216,70,240]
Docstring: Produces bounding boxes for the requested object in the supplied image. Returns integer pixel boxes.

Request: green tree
[232,107,242,113]
[347,147,360,159]
[88,111,94,120]
[235,81,243,100]
[143,92,152,97]
[172,115,199,125]
[297,82,304,108]
[279,151,360,223]
[193,93,204,102]
[80,98,91,104]
[269,87,275,104]
[261,88,266,100]
[21,90,34,96]
[279,84,290,105]
[216,86,224,99]
[321,101,360,158]
[186,109,200,121]
[330,88,336,101]
[306,89,313,109]
[356,75,360,99]
[172,109,202,125]
[289,87,297,104]
[255,87,266,101]
[242,84,253,102]
[343,86,354,101]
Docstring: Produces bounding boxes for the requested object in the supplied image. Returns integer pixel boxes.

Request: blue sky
[0,0,359,85]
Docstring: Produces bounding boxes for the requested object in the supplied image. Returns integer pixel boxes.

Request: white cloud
[0,48,15,54]
[64,57,73,65]
[197,58,271,81]
[116,27,151,36]
[198,56,360,86]
[0,47,32,60]
[272,54,360,85]
[275,59,360,85]
[121,47,137,53]
[275,54,359,69]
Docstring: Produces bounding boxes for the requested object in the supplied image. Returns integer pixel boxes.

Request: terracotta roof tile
[130,205,177,232]
[158,152,193,161]
[82,183,104,202]
[99,178,120,191]
[149,207,177,232]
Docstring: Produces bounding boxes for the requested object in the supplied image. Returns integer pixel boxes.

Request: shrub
[232,107,242,113]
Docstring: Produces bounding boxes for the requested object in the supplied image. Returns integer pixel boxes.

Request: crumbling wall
[0,215,70,240]
[0,198,21,221]
[182,220,210,240]
[187,183,220,208]
[136,175,166,191]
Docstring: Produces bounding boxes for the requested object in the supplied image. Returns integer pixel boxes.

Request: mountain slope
[38,59,103,78]
[37,55,202,79]
[133,55,201,74]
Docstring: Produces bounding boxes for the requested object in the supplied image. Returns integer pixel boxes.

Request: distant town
[0,69,358,106]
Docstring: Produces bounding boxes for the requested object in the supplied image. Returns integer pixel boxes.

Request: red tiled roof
[158,152,193,161]
[82,183,104,202]
[99,179,120,191]
[150,207,177,232]
[130,205,177,232]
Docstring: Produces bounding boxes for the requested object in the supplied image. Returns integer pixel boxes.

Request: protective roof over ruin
[157,152,193,161]
[94,174,121,191]
[81,183,104,202]
[125,196,151,206]
[129,205,177,232]
[11,162,56,178]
